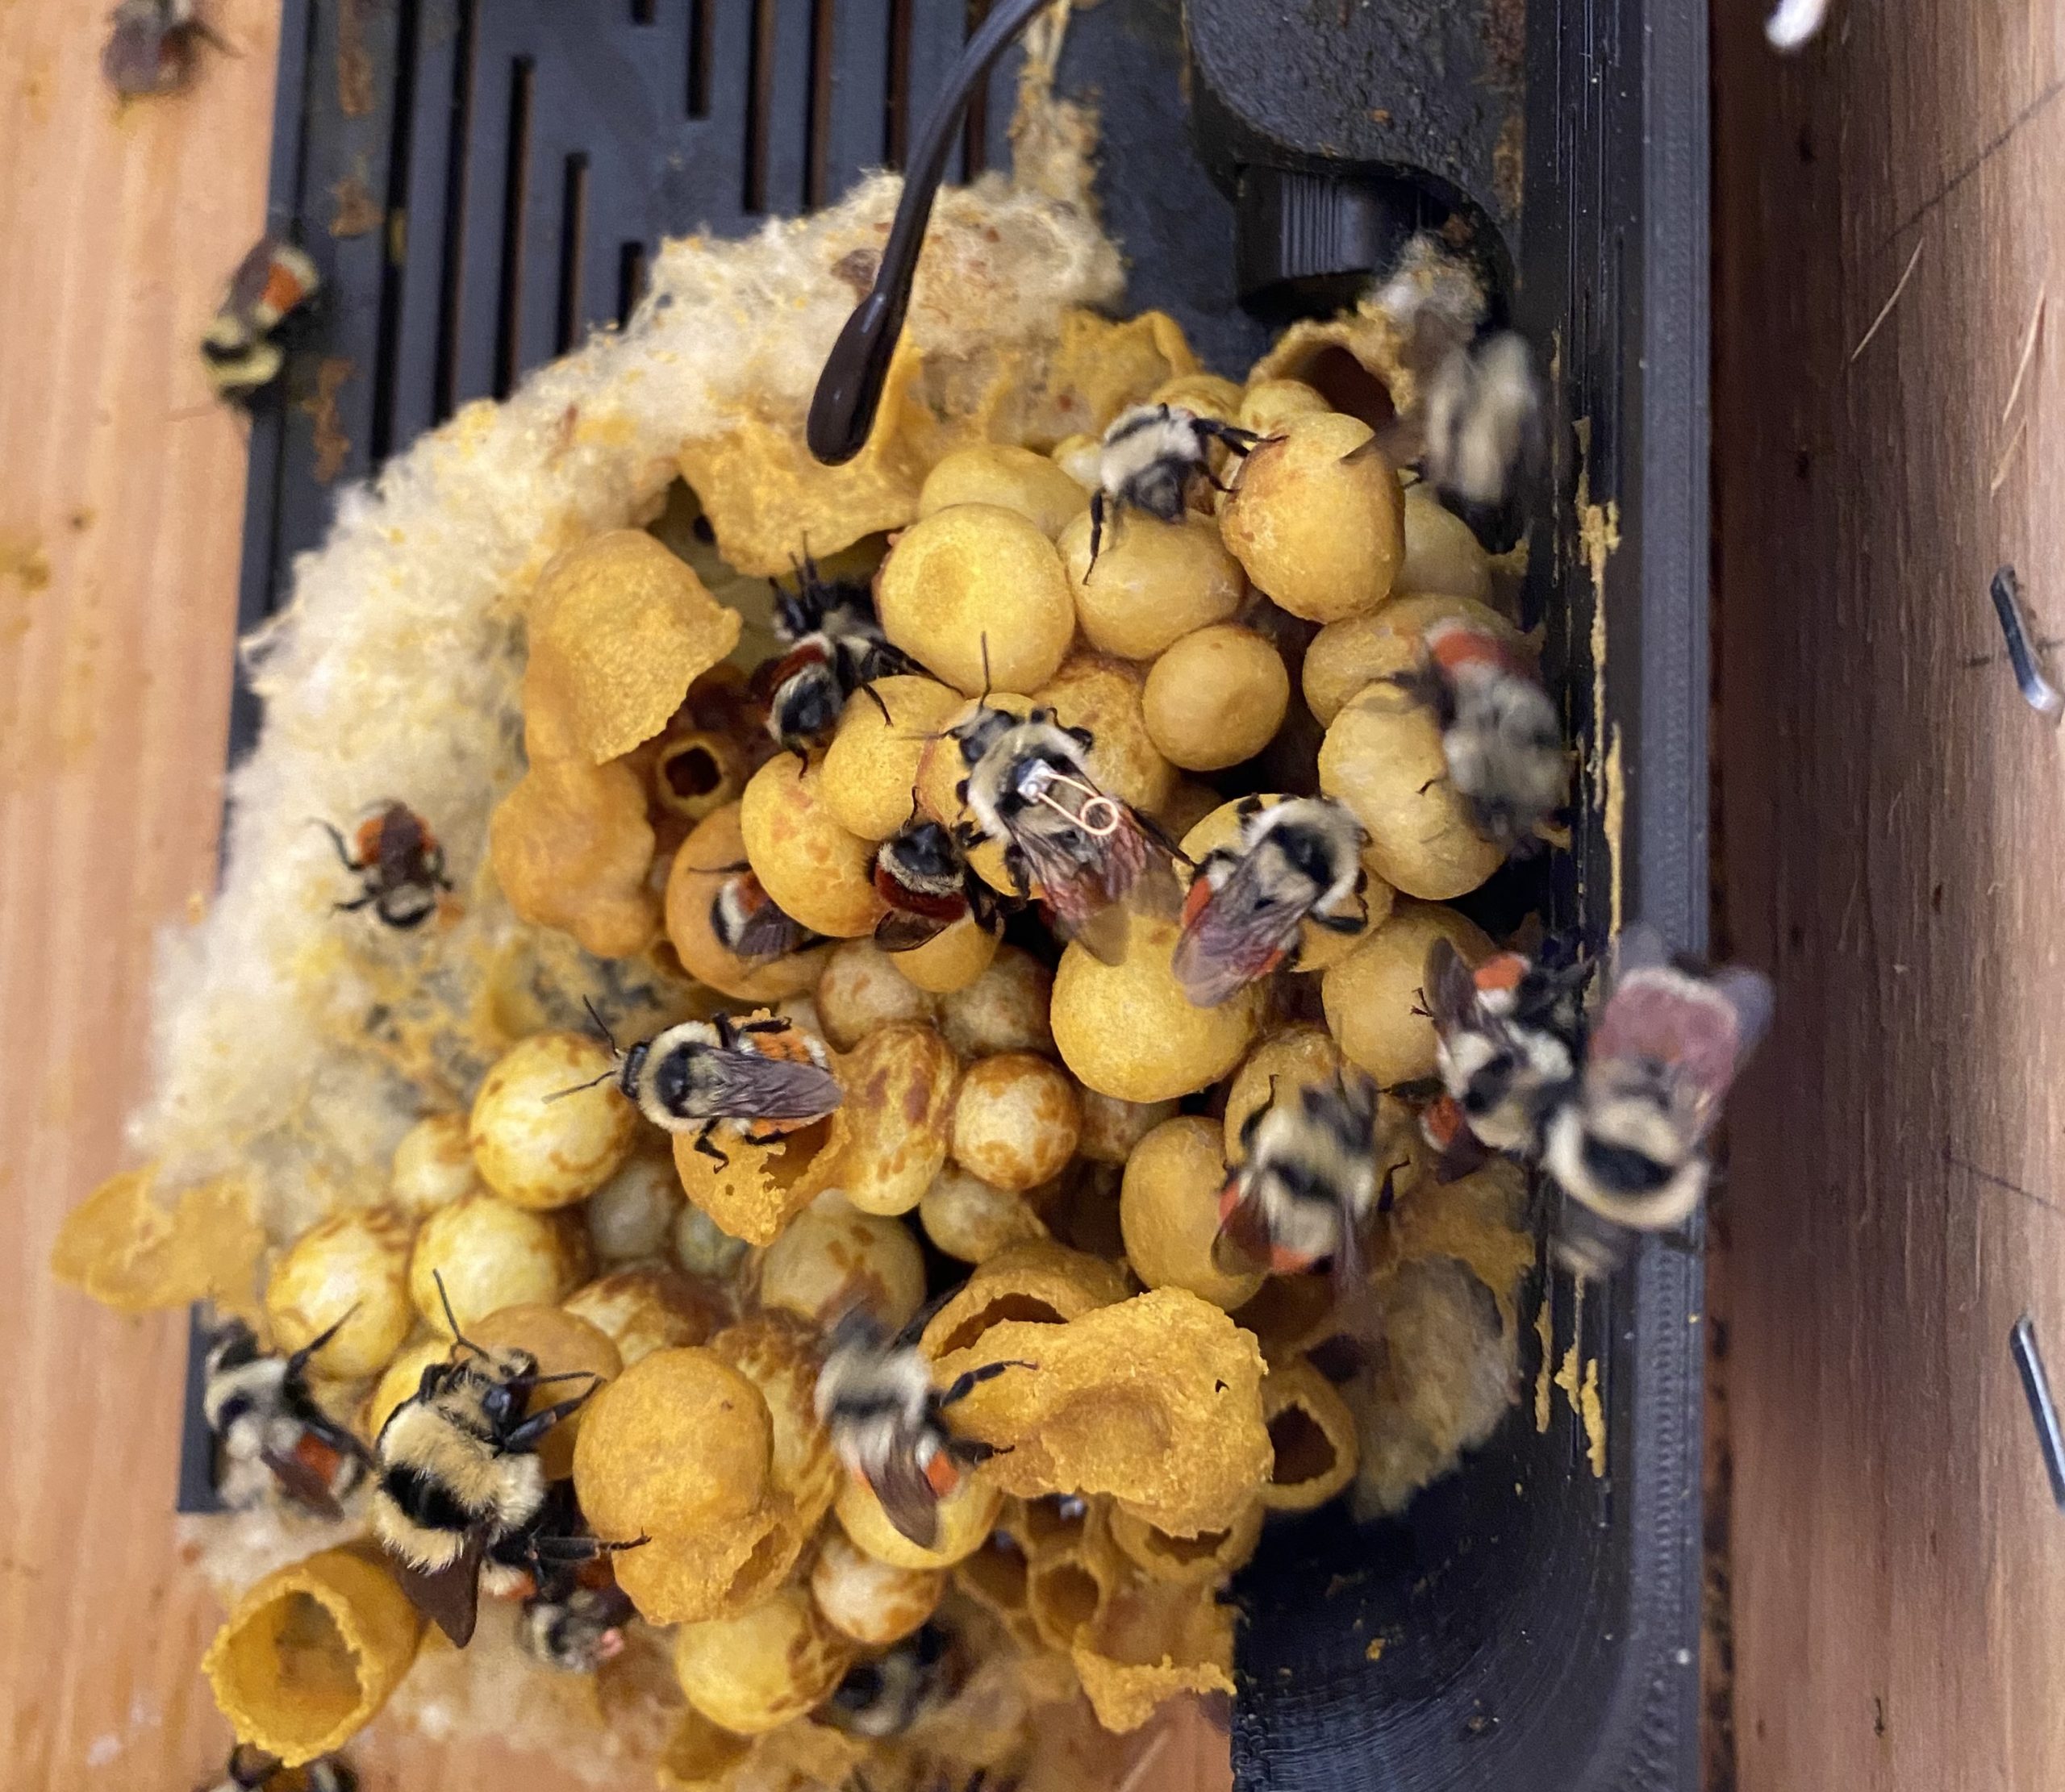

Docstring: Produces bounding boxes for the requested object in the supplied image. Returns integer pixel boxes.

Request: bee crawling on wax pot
[517,1577,637,1674]
[1387,616,1568,853]
[1087,402,1266,576]
[195,1744,355,1792]
[371,1276,638,1646]
[821,1621,968,1737]
[754,552,922,759]
[562,1001,842,1166]
[815,1308,1031,1550]
[1541,924,1771,1278]
[314,799,453,929]
[1172,795,1370,1006]
[103,0,229,99]
[202,235,322,404]
[871,816,1004,954]
[708,863,823,964]
[202,1314,370,1519]
[1214,1070,1404,1287]
[1420,934,1590,1164]
[950,698,1183,964]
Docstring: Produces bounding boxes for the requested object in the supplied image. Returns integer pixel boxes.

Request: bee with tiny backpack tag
[949,698,1183,965]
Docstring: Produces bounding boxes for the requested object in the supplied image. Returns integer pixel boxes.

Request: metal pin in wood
[1988,567,2063,720]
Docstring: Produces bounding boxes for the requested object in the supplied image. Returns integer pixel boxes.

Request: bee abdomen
[380,1461,480,1533]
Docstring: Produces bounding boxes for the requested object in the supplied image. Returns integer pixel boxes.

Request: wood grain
[0,7,1231,1789]
[1713,0,2065,1786]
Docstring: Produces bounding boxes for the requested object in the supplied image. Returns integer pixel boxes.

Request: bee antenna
[978,634,993,706]
[580,997,621,1056]
[432,1270,482,1357]
[544,1069,620,1103]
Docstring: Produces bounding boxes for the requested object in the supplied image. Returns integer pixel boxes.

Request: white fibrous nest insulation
[136,148,1120,1252]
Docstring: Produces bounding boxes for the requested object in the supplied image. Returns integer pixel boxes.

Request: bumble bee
[371,1277,624,1645]
[815,1311,1029,1549]
[709,864,820,964]
[1421,329,1541,513]
[1087,403,1263,576]
[1215,1071,1403,1286]
[1421,936,1588,1160]
[1541,925,1771,1277]
[103,0,227,98]
[1390,618,1566,852]
[202,236,322,403]
[202,1315,369,1519]
[315,800,451,928]
[569,1006,842,1165]
[951,702,1179,963]
[871,817,1002,953]
[1171,796,1368,1006]
[821,1622,966,1737]
[754,554,920,757]
[196,1744,355,1792]
[517,1580,636,1673]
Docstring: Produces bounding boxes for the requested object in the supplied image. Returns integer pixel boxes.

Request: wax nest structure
[54,44,1561,1786]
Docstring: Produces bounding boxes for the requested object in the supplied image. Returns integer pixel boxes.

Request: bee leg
[425,843,453,890]
[938,1358,1036,1407]
[736,1018,790,1035]
[692,1125,731,1167]
[1085,491,1106,581]
[311,818,365,872]
[1311,906,1366,936]
[332,891,378,914]
[712,1013,740,1048]
[860,681,894,724]
[503,1389,601,1452]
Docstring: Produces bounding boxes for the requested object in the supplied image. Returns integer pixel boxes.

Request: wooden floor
[8,0,2065,1787]
[1713,0,2065,1788]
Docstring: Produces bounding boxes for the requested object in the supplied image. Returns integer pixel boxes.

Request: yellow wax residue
[1365,1638,1387,1663]
[1602,723,1625,939]
[1552,1281,1586,1429]
[1533,1292,1554,1434]
[1579,1358,1608,1478]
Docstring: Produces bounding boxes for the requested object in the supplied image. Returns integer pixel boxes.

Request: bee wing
[102,26,177,96]
[875,906,953,953]
[1171,848,1306,1006]
[732,898,807,964]
[1212,1181,1274,1276]
[1591,963,1770,1137]
[261,1445,346,1520]
[1422,938,1483,1035]
[393,1529,486,1646]
[867,1451,943,1550]
[1024,803,1166,965]
[702,1050,844,1122]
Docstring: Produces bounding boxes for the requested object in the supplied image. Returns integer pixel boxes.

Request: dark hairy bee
[371,1276,629,1646]
[1172,796,1369,1007]
[202,1315,369,1519]
[1421,936,1588,1161]
[569,1005,842,1165]
[517,1579,636,1673]
[103,0,227,98]
[754,554,920,757]
[814,1310,1029,1549]
[203,236,322,403]
[1541,925,1771,1277]
[1215,1071,1404,1286]
[315,800,452,928]
[952,702,1179,964]
[196,1744,355,1792]
[1392,618,1567,852]
[709,865,820,964]
[821,1622,966,1737]
[1087,402,1263,576]
[871,817,1002,954]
